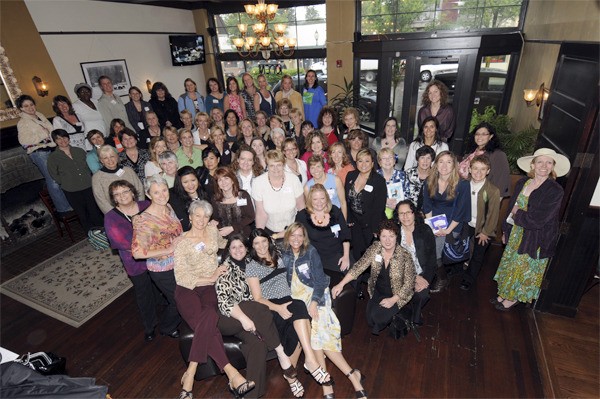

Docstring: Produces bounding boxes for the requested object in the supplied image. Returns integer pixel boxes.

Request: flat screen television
[169,35,206,66]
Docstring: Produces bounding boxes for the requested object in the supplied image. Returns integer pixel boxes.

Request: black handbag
[14,352,66,375]
[442,227,471,265]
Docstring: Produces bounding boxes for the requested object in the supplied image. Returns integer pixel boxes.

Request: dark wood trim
[39,31,197,35]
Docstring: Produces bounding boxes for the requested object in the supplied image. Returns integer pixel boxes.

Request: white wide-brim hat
[517,148,571,177]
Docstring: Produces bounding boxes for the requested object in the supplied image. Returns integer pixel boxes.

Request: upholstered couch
[179,271,356,381]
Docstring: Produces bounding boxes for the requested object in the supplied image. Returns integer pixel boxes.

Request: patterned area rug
[0,240,132,328]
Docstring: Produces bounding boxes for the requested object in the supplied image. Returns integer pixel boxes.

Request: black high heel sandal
[346,368,367,399]
[228,374,255,398]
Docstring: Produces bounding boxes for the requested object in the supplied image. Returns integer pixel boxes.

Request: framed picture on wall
[80,59,131,99]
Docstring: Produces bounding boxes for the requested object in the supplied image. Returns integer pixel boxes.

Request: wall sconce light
[523,83,547,107]
[32,76,48,97]
[146,80,152,93]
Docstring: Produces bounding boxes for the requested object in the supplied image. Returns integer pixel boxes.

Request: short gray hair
[144,174,169,194]
[158,150,178,165]
[98,144,118,158]
[188,199,213,217]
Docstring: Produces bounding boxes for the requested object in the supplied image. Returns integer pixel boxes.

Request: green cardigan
[47,146,92,192]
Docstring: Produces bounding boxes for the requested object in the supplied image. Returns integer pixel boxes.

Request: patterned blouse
[215,256,253,317]
[228,93,245,120]
[131,206,182,272]
[245,257,291,300]
[119,149,150,182]
[404,167,427,209]
[173,224,226,290]
[347,185,364,215]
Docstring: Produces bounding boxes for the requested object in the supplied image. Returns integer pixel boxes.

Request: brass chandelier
[232,0,296,60]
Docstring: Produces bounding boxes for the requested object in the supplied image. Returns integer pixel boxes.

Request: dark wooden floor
[1,225,597,398]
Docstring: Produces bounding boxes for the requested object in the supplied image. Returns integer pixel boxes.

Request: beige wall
[0,0,66,128]
[508,0,600,132]
[192,9,218,81]
[326,0,355,101]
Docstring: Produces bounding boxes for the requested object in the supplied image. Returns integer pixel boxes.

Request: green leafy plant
[329,77,355,121]
[470,106,538,173]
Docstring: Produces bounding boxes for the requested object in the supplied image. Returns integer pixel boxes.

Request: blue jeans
[29,149,72,213]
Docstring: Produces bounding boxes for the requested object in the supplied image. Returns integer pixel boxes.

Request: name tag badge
[375,254,383,262]
[110,99,117,105]
[326,188,336,198]
[364,184,373,192]
[144,106,150,111]
[298,263,309,275]
[225,150,230,155]
[213,99,219,103]
[330,224,341,233]
[137,122,145,129]
[237,197,247,206]
[115,168,125,177]
[146,137,151,143]
[194,242,206,252]
[116,143,123,150]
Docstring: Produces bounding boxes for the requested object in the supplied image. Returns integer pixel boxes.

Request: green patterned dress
[494,180,549,303]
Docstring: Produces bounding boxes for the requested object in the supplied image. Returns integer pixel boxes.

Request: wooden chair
[38,188,80,242]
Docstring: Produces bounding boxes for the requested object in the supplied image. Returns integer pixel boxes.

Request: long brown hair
[213,167,240,201]
[426,151,460,200]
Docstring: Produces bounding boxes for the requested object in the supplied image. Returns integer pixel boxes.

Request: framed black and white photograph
[169,35,206,66]
[80,59,131,98]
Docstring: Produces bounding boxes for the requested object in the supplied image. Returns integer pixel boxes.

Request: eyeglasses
[113,189,131,198]
[398,211,414,217]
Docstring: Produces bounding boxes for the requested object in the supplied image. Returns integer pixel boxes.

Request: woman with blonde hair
[255,74,277,117]
[239,118,257,146]
[341,107,360,139]
[282,223,368,399]
[422,150,470,292]
[192,112,211,145]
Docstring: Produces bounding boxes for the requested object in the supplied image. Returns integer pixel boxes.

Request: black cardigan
[344,169,387,233]
[401,223,437,283]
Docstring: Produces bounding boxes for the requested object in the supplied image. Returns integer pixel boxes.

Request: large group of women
[16,72,570,399]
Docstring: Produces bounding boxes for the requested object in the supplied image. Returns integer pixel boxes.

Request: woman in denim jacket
[281,223,367,399]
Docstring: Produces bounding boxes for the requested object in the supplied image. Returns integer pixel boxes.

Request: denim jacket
[281,245,330,306]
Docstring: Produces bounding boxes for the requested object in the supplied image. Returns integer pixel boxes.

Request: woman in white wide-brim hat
[492,148,570,311]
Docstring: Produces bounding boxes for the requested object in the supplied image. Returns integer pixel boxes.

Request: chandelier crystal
[232,0,296,60]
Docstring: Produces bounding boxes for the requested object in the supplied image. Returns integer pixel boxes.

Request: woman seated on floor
[216,233,303,398]
[332,220,415,336]
[173,200,255,399]
[245,229,331,388]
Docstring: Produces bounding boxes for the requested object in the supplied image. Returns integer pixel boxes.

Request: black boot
[430,260,449,293]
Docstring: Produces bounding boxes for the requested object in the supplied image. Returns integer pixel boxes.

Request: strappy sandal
[177,389,193,399]
[228,373,255,398]
[304,363,331,385]
[283,364,298,379]
[346,369,367,399]
[284,375,304,398]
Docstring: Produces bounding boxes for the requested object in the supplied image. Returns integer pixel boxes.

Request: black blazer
[344,169,387,233]
[409,223,437,283]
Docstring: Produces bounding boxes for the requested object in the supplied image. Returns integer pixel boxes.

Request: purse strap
[259,267,286,284]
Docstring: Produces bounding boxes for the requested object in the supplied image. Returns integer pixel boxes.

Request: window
[214,5,326,53]
[361,0,525,35]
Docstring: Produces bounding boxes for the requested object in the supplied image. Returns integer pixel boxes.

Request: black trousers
[148,270,181,334]
[129,271,158,335]
[462,225,491,284]
[366,290,401,334]
[217,301,279,399]
[407,288,430,324]
[63,188,103,232]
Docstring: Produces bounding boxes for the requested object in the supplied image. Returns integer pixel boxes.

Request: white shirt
[73,99,108,142]
[468,180,485,227]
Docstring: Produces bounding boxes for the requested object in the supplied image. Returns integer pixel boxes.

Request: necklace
[268,173,285,192]
[313,213,326,225]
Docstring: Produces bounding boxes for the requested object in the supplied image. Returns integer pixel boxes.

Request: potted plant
[470,106,538,174]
